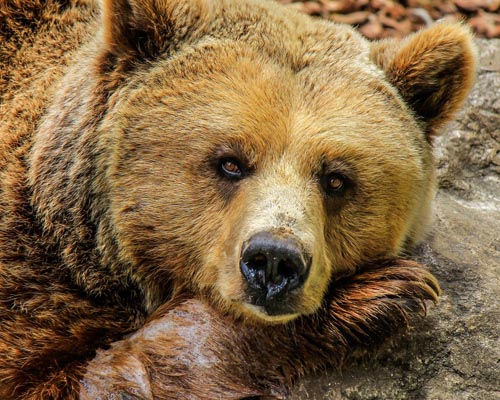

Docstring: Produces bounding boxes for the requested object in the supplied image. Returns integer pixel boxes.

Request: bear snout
[240,231,311,315]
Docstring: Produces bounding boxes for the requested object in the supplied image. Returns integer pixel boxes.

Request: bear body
[0,0,475,398]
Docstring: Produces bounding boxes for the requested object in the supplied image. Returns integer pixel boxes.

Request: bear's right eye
[321,172,350,197]
[220,158,243,179]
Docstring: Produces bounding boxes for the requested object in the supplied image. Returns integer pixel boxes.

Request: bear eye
[323,173,346,195]
[328,174,344,191]
[220,158,243,179]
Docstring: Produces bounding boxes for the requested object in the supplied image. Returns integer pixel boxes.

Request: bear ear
[370,23,477,140]
[101,0,212,60]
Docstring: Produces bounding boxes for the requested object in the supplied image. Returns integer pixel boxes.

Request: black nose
[240,231,311,303]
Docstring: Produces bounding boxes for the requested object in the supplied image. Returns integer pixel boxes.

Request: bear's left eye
[220,158,243,179]
[322,173,347,195]
[328,174,344,191]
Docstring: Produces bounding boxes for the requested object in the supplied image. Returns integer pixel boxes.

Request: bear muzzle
[240,231,312,316]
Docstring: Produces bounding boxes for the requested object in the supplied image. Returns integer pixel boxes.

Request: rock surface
[288,38,500,400]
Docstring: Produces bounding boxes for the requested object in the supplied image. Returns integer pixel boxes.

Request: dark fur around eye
[204,150,252,203]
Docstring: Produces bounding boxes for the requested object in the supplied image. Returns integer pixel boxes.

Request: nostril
[249,253,267,271]
[241,253,269,290]
[277,258,298,280]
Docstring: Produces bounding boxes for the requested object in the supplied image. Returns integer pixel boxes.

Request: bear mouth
[242,286,306,319]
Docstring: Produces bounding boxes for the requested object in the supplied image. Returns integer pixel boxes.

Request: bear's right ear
[101,0,213,60]
[370,23,477,141]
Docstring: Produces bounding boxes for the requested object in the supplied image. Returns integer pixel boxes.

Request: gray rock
[289,39,500,400]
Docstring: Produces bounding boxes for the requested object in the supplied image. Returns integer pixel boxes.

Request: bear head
[30,0,476,323]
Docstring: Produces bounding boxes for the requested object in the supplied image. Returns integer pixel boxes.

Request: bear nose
[240,231,311,302]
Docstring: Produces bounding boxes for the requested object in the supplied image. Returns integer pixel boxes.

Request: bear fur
[0,0,475,398]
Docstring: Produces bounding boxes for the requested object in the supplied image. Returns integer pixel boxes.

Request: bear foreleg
[81,259,439,400]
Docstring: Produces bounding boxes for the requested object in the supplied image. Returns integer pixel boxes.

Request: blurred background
[279,0,500,38]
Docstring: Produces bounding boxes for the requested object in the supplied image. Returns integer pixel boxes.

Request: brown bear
[0,0,476,399]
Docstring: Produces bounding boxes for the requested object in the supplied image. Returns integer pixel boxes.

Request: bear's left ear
[370,23,477,140]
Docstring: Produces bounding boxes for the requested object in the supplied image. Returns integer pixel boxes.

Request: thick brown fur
[0,0,475,399]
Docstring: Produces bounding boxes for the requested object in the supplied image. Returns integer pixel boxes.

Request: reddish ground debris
[280,0,500,39]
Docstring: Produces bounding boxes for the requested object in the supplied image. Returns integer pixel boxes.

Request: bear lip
[241,303,301,323]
